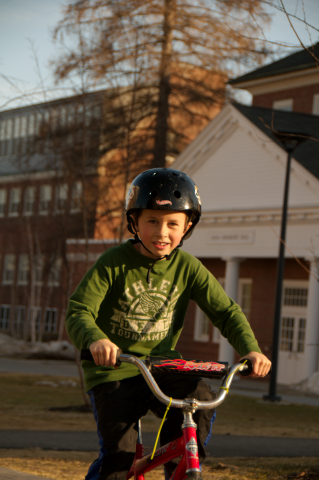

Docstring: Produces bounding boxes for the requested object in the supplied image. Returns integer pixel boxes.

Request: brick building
[0,84,221,344]
[0,91,104,341]
[174,43,319,385]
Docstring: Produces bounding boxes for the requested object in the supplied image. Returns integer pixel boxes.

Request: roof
[233,103,319,180]
[229,42,319,85]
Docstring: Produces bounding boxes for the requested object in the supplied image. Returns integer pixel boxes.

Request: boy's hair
[126,168,201,241]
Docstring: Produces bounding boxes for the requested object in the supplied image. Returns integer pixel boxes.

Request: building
[0,84,221,343]
[0,91,104,341]
[173,43,319,385]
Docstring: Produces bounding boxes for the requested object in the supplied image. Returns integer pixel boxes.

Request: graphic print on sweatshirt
[110,278,179,341]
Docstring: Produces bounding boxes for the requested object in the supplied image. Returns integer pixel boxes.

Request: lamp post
[264,130,308,402]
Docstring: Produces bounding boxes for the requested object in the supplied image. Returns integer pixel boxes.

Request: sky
[0,0,319,110]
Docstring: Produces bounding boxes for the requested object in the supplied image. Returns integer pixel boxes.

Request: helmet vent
[150,190,158,198]
[172,172,178,176]
[174,190,181,198]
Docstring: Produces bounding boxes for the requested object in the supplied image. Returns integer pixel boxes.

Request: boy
[65,168,271,480]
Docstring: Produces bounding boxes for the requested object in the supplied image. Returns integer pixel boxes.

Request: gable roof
[233,103,319,180]
[229,42,319,85]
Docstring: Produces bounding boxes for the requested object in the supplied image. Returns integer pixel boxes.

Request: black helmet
[125,168,201,240]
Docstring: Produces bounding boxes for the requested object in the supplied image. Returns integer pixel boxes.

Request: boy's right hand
[89,339,119,367]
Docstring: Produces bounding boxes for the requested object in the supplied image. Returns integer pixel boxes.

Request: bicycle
[81,350,254,480]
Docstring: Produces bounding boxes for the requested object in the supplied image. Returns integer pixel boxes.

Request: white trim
[273,98,293,112]
[312,93,319,115]
[231,67,319,95]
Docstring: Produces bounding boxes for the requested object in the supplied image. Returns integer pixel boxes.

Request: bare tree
[52,0,272,168]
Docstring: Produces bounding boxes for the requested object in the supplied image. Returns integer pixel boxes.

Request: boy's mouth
[153,242,169,248]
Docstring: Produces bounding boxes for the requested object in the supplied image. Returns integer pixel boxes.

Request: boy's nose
[156,222,168,237]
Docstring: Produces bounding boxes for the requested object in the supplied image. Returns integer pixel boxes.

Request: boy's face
[134,209,192,259]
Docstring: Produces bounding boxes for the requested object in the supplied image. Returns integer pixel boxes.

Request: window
[0,189,7,216]
[17,254,29,285]
[29,307,42,332]
[202,278,252,344]
[3,254,15,285]
[297,318,306,353]
[23,186,36,215]
[280,316,294,352]
[240,282,252,321]
[8,188,21,216]
[284,287,308,307]
[194,307,210,342]
[48,257,62,286]
[34,254,44,285]
[273,99,293,112]
[39,185,52,214]
[0,120,6,156]
[0,305,11,330]
[313,94,319,115]
[55,184,68,213]
[4,118,13,156]
[70,181,82,212]
[44,308,58,333]
[14,306,26,337]
[28,114,37,136]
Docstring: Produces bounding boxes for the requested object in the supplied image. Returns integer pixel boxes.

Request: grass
[0,372,318,437]
[1,372,319,479]
[0,450,318,480]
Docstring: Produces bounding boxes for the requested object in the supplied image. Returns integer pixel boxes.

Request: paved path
[0,358,78,377]
[0,467,54,480]
[1,430,319,457]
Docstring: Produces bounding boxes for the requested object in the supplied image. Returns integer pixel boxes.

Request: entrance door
[277,282,308,385]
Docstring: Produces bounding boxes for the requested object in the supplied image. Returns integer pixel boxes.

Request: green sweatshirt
[65,240,261,391]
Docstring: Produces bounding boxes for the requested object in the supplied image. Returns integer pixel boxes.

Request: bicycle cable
[220,360,247,393]
[150,397,172,460]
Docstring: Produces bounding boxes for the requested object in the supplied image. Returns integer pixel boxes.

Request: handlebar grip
[239,358,253,376]
[239,358,272,376]
[80,348,123,367]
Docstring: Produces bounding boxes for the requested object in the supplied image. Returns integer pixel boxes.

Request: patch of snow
[0,333,75,360]
[292,371,319,396]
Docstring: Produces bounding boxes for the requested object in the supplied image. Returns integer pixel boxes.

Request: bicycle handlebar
[80,349,250,410]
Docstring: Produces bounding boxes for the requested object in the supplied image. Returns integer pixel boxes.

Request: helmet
[125,168,201,240]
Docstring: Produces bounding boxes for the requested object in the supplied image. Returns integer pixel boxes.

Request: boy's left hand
[239,351,271,378]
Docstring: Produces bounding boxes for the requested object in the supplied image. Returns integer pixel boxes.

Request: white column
[304,258,319,378]
[218,257,242,364]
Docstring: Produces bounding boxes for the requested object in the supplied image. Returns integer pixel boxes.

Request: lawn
[0,372,318,438]
[0,450,318,480]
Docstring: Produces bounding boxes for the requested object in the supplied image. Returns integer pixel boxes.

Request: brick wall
[252,83,319,114]
[176,256,310,362]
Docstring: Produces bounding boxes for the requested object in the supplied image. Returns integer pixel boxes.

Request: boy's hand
[239,351,271,378]
[89,339,119,367]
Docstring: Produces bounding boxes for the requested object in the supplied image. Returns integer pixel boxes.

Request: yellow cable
[220,360,247,395]
[150,397,172,461]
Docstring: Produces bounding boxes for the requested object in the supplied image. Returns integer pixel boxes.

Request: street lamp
[264,130,309,402]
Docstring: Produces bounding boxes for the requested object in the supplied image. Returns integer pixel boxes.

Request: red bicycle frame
[127,412,200,480]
